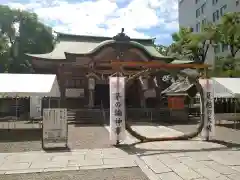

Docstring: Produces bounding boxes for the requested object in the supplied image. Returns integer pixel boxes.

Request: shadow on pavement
[116,140,240,157]
[217,123,240,130]
[0,129,42,142]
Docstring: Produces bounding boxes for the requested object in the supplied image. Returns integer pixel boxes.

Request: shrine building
[26,29,193,110]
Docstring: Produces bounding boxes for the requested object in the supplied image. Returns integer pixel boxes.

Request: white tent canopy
[0,73,60,98]
[199,78,240,98]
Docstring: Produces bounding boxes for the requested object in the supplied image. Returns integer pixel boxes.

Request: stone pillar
[139,76,148,108]
[88,77,95,108]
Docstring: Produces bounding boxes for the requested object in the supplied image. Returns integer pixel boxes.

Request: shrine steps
[67,109,105,125]
[67,108,171,125]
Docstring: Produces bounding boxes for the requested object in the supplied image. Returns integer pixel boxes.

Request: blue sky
[4,0,179,45]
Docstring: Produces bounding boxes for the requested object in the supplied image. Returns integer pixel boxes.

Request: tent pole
[15,97,18,129]
[234,98,237,129]
[48,97,51,108]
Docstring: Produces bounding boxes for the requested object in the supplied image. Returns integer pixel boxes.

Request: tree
[169,22,220,64]
[154,44,169,56]
[218,12,240,58]
[0,5,55,73]
[170,27,193,59]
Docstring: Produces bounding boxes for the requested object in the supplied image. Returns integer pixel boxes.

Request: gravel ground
[0,121,111,153]
[0,167,149,180]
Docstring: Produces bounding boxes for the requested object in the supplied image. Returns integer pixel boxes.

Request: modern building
[178,0,240,67]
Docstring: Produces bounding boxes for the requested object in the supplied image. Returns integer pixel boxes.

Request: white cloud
[7,0,179,44]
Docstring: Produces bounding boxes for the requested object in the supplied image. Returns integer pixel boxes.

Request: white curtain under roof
[199,78,240,98]
[0,73,60,98]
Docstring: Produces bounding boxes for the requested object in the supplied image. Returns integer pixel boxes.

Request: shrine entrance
[94,84,109,108]
[126,79,141,108]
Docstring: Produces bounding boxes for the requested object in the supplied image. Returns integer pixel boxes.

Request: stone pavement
[0,147,136,175]
[0,125,240,180]
[105,125,240,180]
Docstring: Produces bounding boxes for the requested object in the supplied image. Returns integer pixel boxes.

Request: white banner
[30,96,42,118]
[201,79,215,139]
[109,77,126,143]
[42,108,68,148]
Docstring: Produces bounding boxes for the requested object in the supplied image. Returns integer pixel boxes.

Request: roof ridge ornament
[113,28,131,42]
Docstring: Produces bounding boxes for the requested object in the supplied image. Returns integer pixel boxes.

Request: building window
[237,0,239,6]
[196,22,201,32]
[201,3,206,14]
[212,0,218,5]
[202,18,207,26]
[214,43,220,53]
[196,8,200,18]
[213,10,219,22]
[195,0,200,4]
[220,5,227,16]
[221,43,228,52]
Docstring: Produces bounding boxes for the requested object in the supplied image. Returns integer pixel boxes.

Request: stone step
[68,109,105,124]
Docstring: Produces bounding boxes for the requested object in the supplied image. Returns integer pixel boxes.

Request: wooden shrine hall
[26,29,194,110]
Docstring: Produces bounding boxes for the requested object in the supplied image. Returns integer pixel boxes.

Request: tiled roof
[26,33,173,60]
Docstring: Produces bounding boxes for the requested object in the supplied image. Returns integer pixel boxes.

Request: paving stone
[208,175,232,180]
[0,162,30,171]
[169,152,186,158]
[209,152,240,166]
[43,166,79,172]
[157,172,184,180]
[157,154,182,167]
[102,148,129,158]
[85,149,103,159]
[195,167,223,179]
[185,151,213,161]
[30,160,67,169]
[177,156,206,169]
[69,158,103,167]
[203,160,238,175]
[5,154,53,163]
[79,163,135,170]
[52,154,84,162]
[141,156,171,174]
[228,173,240,180]
[177,156,224,179]
[230,166,240,173]
[5,168,43,174]
[132,155,161,180]
[103,157,136,167]
[169,163,202,180]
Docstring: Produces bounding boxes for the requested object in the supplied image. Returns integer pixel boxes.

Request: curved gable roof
[26,32,173,61]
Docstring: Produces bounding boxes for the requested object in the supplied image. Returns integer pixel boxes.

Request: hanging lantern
[139,76,148,90]
[88,77,95,90]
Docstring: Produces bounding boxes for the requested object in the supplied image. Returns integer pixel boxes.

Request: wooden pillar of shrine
[57,64,66,107]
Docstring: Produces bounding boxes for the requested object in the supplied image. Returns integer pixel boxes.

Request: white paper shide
[42,108,68,148]
[109,77,126,143]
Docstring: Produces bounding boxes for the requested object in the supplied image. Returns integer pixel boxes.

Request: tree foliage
[0,5,55,73]
[155,12,240,77]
